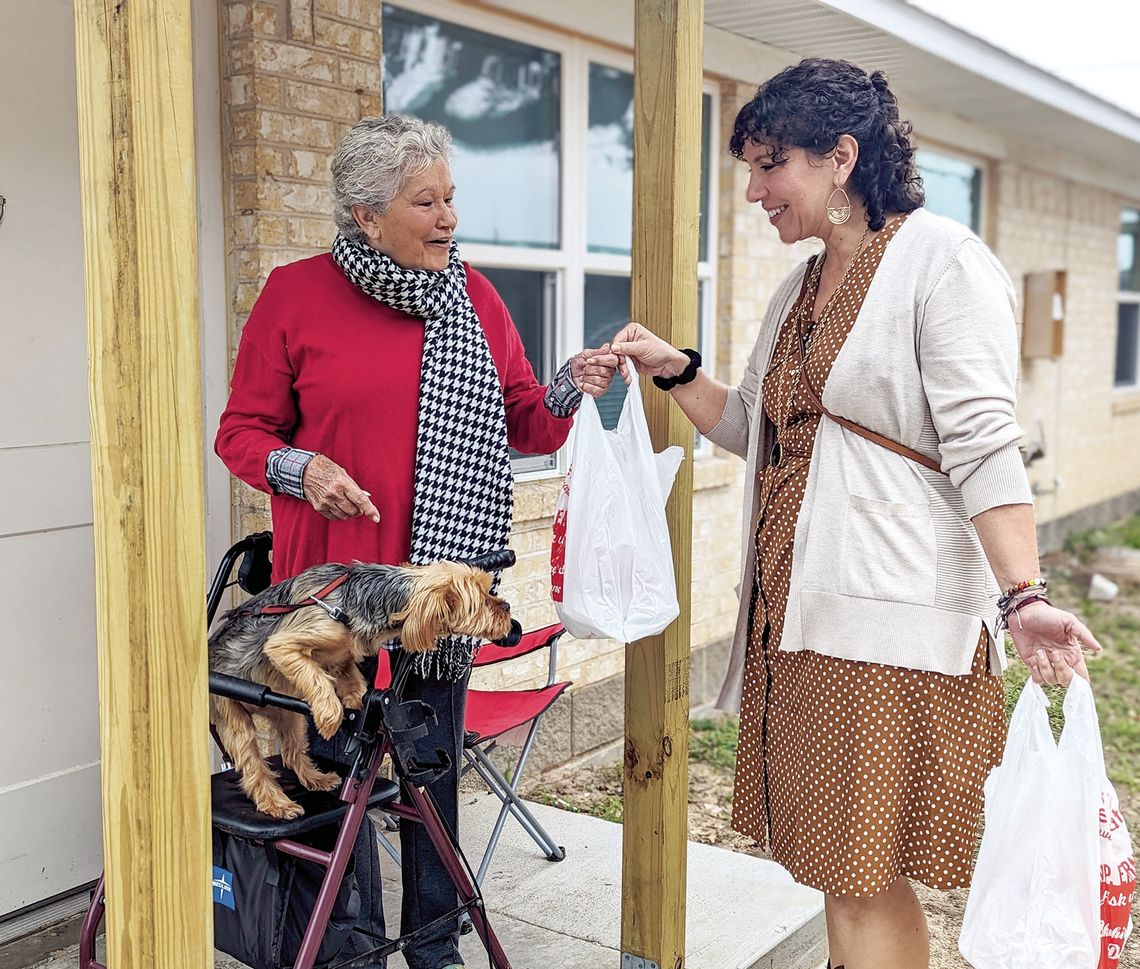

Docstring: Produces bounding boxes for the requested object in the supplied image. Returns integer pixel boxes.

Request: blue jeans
[309,663,468,969]
[398,667,469,969]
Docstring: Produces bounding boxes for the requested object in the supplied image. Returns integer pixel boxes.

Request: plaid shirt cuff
[266,447,317,499]
[545,360,584,418]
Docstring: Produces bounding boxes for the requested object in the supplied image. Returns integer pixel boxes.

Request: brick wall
[991,162,1140,524]
[222,0,382,537]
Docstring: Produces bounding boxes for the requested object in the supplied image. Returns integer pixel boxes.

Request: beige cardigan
[707,209,1033,714]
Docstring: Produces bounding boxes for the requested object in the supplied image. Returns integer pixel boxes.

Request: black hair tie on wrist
[652,348,702,390]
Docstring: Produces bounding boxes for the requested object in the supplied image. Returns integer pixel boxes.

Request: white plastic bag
[959,675,1134,969]
[550,370,684,641]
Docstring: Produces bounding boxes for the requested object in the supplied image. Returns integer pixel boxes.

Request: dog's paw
[299,769,342,793]
[258,795,305,820]
[341,687,366,711]
[311,698,345,740]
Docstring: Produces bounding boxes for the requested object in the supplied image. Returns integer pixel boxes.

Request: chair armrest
[472,622,565,668]
[545,631,564,689]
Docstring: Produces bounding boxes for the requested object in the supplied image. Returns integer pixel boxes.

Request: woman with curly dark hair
[612,58,1100,968]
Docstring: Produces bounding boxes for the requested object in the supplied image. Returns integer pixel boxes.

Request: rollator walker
[79,531,516,969]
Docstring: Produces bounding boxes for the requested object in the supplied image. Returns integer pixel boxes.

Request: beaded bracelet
[1003,577,1048,598]
[996,577,1049,616]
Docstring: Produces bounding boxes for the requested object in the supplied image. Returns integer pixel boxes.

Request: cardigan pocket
[840,494,937,602]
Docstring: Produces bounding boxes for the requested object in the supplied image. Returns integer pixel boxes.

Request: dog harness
[231,573,351,625]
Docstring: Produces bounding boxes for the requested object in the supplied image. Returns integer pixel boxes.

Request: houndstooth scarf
[332,234,513,680]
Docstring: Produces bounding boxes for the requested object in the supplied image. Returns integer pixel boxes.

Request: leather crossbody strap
[792,256,947,477]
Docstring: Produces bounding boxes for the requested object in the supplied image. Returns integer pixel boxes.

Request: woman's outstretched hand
[571,344,624,397]
[610,322,691,381]
[301,454,381,523]
[1008,600,1101,686]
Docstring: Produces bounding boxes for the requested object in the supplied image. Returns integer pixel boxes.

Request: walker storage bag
[551,368,684,641]
[959,675,1135,969]
[212,823,361,969]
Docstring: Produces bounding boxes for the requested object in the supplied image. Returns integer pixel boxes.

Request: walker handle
[458,549,516,573]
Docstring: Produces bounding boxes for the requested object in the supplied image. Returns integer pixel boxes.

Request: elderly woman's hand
[611,322,691,381]
[301,455,381,523]
[571,344,623,398]
[1008,600,1101,687]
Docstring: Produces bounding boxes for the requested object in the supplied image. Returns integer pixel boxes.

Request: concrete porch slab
[381,791,826,969]
[9,793,824,969]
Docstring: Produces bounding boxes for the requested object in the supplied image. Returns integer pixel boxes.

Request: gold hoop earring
[826,186,851,225]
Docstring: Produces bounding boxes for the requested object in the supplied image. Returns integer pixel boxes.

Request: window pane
[477,267,557,471]
[587,66,712,259]
[1120,208,1140,293]
[382,6,561,248]
[585,275,706,441]
[477,267,553,381]
[1115,302,1139,388]
[584,274,631,429]
[587,65,634,255]
[918,150,981,232]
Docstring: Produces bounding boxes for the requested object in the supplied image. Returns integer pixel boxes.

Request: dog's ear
[399,579,455,653]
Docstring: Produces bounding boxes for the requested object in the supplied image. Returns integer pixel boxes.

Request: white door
[0,0,103,918]
[0,0,228,926]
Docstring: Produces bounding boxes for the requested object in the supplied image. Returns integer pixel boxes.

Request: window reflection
[587,64,712,260]
[585,274,705,442]
[479,267,558,471]
[587,66,635,255]
[1116,304,1139,387]
[382,5,561,248]
[917,150,981,232]
[478,267,554,383]
[584,274,632,429]
[1119,209,1140,293]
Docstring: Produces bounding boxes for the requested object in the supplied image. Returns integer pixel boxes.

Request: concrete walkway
[11,792,824,969]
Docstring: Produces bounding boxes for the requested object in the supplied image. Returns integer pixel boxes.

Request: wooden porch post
[623,1,704,966]
[74,2,211,967]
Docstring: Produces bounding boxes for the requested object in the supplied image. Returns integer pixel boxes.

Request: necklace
[803,225,872,346]
[782,226,871,417]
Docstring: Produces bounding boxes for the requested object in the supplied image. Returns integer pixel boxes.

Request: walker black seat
[211,755,400,840]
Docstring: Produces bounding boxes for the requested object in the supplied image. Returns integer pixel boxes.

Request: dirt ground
[525,542,1140,969]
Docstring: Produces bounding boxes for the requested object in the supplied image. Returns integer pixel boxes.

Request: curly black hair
[730,58,924,231]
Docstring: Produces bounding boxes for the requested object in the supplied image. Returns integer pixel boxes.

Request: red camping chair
[375,624,570,885]
[464,623,570,884]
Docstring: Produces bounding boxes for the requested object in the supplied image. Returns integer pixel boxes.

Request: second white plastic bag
[550,369,684,641]
[959,675,1134,969]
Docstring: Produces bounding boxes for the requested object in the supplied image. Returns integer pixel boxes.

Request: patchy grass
[527,763,624,823]
[525,719,742,829]
[689,717,740,771]
[1064,514,1140,560]
[1030,538,1140,798]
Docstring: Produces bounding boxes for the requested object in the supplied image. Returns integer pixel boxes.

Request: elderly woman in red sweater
[216,114,618,969]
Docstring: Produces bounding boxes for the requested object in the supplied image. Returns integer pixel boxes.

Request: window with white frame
[1116,207,1140,389]
[381,3,718,471]
[917,149,982,234]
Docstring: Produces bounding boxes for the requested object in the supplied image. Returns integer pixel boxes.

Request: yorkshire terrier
[208,559,513,820]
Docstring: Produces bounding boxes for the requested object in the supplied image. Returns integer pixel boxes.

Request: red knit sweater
[215,253,572,582]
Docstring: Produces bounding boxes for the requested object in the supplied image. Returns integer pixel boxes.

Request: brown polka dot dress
[731,214,1006,898]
